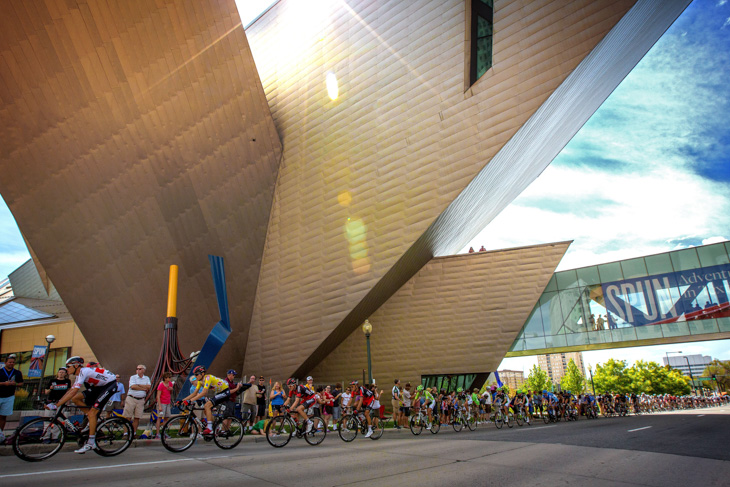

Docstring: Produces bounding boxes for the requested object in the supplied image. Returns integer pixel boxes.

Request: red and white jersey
[73,366,116,388]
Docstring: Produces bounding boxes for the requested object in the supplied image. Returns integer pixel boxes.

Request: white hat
[306,376,313,381]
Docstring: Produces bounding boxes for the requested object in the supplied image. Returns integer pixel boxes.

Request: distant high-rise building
[538,352,586,385]
[663,354,711,378]
[497,370,526,391]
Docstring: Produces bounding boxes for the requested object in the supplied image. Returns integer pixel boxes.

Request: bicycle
[338,409,384,441]
[160,402,244,452]
[452,407,477,432]
[409,407,440,435]
[492,407,513,428]
[265,408,326,447]
[13,404,133,462]
[513,404,531,427]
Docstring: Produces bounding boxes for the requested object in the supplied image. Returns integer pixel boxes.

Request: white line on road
[0,458,188,479]
[697,414,705,417]
[627,426,652,432]
[509,425,557,432]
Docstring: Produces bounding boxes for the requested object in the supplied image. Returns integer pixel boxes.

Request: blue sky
[1,0,728,368]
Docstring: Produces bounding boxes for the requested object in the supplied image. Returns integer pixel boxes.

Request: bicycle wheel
[453,416,463,432]
[467,414,477,431]
[506,412,514,428]
[338,415,359,442]
[265,415,294,448]
[304,416,326,446]
[161,415,198,453]
[409,414,423,435]
[542,411,549,424]
[370,418,384,440]
[494,411,503,429]
[515,412,523,427]
[94,417,133,457]
[13,418,66,462]
[213,417,243,449]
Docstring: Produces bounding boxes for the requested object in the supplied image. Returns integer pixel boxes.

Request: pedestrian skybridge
[506,241,730,357]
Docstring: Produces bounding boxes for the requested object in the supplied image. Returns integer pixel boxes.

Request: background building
[663,354,712,378]
[538,352,586,384]
[498,370,526,391]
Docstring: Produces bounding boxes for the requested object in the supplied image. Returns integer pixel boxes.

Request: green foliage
[525,365,550,393]
[702,359,730,392]
[560,359,585,394]
[593,358,690,395]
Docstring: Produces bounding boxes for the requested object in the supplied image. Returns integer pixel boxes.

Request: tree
[525,365,550,393]
[594,358,690,395]
[702,359,730,392]
[593,359,631,394]
[560,359,585,394]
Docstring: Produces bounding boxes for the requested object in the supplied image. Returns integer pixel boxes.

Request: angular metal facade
[308,241,571,387]
[0,0,691,377]
[0,0,283,373]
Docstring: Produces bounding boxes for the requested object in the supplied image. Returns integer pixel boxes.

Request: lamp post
[362,319,373,384]
[667,351,694,393]
[38,334,56,401]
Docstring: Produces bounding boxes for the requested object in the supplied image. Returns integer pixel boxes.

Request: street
[1,408,729,486]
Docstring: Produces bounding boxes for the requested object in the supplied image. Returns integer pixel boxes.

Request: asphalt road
[1,407,728,486]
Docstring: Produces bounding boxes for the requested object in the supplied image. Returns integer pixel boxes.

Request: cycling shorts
[82,380,118,410]
[299,397,316,409]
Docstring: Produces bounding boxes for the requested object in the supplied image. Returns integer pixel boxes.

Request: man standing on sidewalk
[123,364,150,436]
[391,379,402,429]
[0,355,23,443]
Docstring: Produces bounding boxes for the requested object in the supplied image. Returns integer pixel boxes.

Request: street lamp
[39,334,56,401]
[362,320,373,384]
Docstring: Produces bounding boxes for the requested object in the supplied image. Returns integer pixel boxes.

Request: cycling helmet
[457,387,463,393]
[417,385,424,391]
[517,389,522,394]
[86,361,99,368]
[65,356,84,366]
[542,390,547,394]
[192,365,206,376]
[350,380,359,385]
[287,378,297,386]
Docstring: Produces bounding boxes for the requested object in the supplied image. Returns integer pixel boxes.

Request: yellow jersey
[194,374,229,394]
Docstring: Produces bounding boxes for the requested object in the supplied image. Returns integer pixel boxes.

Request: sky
[1,0,729,369]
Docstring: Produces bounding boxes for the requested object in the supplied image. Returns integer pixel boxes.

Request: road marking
[510,425,557,432]
[0,459,188,479]
[697,414,705,417]
[627,426,652,432]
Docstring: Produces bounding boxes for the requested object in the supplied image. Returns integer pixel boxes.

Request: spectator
[248,418,269,435]
[341,386,352,412]
[241,374,258,428]
[45,367,71,406]
[155,372,174,439]
[391,379,401,429]
[468,247,475,253]
[224,369,245,430]
[332,383,343,426]
[313,386,323,418]
[400,383,411,428]
[322,385,334,429]
[269,381,286,417]
[0,354,24,443]
[103,374,125,419]
[479,246,486,252]
[256,376,267,422]
[123,364,151,436]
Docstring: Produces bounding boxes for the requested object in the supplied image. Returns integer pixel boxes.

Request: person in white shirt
[123,364,151,435]
[341,387,352,412]
[400,383,412,428]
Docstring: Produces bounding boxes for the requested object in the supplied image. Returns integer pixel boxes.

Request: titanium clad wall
[308,242,571,394]
[0,1,282,374]
[244,0,639,379]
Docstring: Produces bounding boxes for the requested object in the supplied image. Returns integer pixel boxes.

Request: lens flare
[326,72,338,100]
[337,190,352,207]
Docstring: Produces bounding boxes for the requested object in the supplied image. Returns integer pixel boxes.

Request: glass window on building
[470,0,493,85]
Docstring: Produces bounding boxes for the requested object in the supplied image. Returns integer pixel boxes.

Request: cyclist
[54,356,118,454]
[283,377,317,433]
[470,388,481,420]
[495,388,511,424]
[412,385,435,429]
[349,380,375,437]
[178,365,237,435]
[542,390,559,419]
[513,389,529,424]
